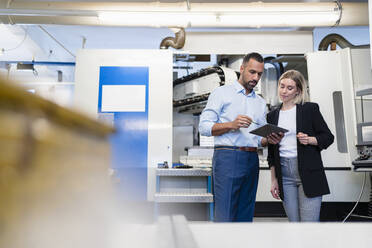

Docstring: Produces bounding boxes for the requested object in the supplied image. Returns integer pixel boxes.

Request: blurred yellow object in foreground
[0,77,117,248]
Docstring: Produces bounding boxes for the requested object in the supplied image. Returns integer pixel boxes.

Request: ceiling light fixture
[217,12,340,28]
[98,11,216,28]
[2,2,365,28]
[97,3,342,28]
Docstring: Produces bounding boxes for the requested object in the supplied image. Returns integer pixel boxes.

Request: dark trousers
[212,149,259,222]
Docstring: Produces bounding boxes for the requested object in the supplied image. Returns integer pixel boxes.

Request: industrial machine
[353,88,372,171]
[173,66,238,114]
[74,49,173,202]
[73,45,372,220]
[172,48,372,219]
[305,48,371,214]
[352,88,372,218]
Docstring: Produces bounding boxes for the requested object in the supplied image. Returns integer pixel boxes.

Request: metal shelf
[352,159,372,172]
[154,192,213,203]
[156,168,212,176]
[155,167,214,220]
[352,159,372,166]
[356,88,372,97]
[354,167,372,172]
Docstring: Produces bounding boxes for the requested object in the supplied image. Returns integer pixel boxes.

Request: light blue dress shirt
[199,81,267,147]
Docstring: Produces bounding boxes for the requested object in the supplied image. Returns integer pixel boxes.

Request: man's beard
[243,80,258,91]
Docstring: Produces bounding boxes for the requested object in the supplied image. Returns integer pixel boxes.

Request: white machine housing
[74,49,173,201]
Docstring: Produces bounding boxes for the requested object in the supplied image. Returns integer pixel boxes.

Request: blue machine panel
[99,66,149,200]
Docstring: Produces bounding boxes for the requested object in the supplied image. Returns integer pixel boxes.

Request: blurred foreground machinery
[0,77,116,248]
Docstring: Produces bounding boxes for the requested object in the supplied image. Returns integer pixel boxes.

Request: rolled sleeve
[199,113,216,136]
[198,89,222,137]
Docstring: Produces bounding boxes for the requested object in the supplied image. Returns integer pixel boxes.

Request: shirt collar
[233,80,256,97]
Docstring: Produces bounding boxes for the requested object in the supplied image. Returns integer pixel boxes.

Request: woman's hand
[270,178,280,200]
[297,132,318,145]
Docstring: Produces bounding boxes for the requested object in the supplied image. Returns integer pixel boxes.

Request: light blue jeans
[280,157,322,222]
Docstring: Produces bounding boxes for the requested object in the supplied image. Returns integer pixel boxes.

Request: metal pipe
[4,61,75,66]
[160,28,185,49]
[318,33,369,51]
[0,2,361,13]
[0,2,368,27]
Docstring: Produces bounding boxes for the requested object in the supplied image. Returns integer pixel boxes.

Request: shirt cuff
[257,136,263,147]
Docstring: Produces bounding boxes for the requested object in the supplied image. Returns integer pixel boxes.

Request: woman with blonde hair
[267,69,334,222]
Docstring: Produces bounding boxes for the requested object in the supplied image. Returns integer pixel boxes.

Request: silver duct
[160,28,186,50]
[318,33,369,51]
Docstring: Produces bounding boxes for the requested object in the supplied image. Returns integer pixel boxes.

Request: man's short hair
[243,52,264,64]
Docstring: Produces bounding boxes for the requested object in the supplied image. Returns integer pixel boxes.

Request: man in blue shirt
[199,52,276,222]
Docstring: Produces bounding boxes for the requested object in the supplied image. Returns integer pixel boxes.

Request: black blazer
[267,102,334,199]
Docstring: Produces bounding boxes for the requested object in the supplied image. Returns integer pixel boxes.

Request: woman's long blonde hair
[278,70,309,105]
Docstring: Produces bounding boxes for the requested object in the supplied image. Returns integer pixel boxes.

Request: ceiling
[0,0,366,2]
[0,0,369,83]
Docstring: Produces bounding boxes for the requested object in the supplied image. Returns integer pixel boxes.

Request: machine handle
[333,91,348,153]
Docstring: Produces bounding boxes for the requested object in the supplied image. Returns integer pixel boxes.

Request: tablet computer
[249,124,288,138]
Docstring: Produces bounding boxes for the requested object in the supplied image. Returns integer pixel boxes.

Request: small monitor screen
[362,125,372,143]
[357,122,372,146]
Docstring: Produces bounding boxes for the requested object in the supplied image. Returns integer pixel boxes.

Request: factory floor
[253,217,288,222]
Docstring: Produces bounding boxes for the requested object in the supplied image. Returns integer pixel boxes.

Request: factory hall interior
[1,0,372,247]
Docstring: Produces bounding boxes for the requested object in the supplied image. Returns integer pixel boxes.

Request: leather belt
[214,146,257,152]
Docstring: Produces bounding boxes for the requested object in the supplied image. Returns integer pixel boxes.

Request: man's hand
[211,115,252,136]
[267,132,284,145]
[231,115,253,131]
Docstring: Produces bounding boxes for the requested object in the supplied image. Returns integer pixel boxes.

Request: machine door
[306,48,358,168]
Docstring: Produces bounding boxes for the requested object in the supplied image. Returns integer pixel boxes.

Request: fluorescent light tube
[218,12,340,27]
[98,11,215,27]
[98,9,340,27]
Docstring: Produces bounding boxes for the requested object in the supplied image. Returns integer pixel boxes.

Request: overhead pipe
[4,61,75,66]
[318,33,370,51]
[160,28,185,49]
[0,1,351,12]
[0,2,368,27]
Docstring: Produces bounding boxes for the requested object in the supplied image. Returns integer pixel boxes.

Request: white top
[278,105,297,158]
